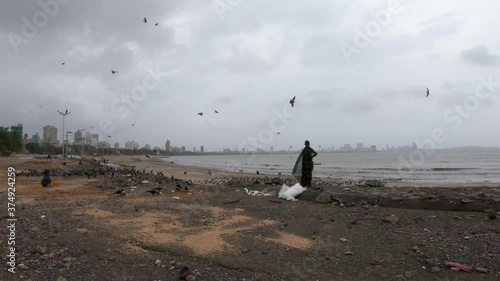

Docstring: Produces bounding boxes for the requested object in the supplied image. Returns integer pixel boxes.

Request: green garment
[292,148,314,179]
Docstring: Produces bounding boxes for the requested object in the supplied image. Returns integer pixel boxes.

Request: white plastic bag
[278,184,290,198]
[279,183,306,201]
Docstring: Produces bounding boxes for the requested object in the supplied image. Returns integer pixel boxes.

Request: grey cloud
[460,45,500,67]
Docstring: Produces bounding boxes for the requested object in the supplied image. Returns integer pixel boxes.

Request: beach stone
[56,277,68,281]
[17,263,29,270]
[476,267,488,273]
[339,238,348,243]
[185,275,197,281]
[38,246,48,254]
[383,215,399,224]
[315,192,333,203]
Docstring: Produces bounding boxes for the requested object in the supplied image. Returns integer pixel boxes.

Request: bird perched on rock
[489,209,497,219]
[290,96,296,107]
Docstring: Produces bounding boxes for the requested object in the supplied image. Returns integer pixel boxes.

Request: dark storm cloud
[460,45,500,67]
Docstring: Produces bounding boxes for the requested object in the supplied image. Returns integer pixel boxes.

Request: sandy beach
[0,155,499,281]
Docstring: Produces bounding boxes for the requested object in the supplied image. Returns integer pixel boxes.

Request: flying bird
[143,17,147,23]
[289,146,292,148]
[290,96,296,107]
[155,22,158,26]
[277,132,280,134]
[61,62,65,65]
[108,135,112,138]
[198,112,203,116]
[426,87,430,97]
[215,110,219,113]
[132,123,135,126]
[111,70,118,74]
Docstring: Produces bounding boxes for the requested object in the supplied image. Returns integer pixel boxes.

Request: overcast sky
[1,0,499,151]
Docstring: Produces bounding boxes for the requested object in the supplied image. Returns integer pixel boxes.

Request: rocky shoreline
[1,156,499,281]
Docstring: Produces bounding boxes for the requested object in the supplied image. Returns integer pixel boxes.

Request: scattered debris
[444,261,471,272]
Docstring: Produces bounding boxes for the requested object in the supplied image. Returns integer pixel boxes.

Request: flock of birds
[54,15,432,153]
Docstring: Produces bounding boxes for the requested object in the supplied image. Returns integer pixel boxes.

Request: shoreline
[4,154,500,188]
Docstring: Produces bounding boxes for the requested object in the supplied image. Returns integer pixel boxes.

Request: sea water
[161,149,500,183]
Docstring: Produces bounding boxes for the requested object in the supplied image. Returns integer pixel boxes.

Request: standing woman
[292,140,318,187]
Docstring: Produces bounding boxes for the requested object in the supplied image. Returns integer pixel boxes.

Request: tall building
[356,143,363,151]
[31,133,40,143]
[181,146,186,152]
[73,130,84,144]
[114,142,120,149]
[165,139,171,152]
[43,125,58,144]
[10,124,23,140]
[144,144,150,150]
[200,145,204,153]
[125,140,139,150]
[84,132,99,146]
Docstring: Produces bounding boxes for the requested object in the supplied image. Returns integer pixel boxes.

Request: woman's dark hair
[43,170,50,176]
[305,140,310,146]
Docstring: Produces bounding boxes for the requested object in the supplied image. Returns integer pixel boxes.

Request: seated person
[41,170,52,187]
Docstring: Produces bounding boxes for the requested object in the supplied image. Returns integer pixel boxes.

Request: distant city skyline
[4,121,498,153]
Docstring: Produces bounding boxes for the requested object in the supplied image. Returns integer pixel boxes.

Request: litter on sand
[278,183,306,201]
